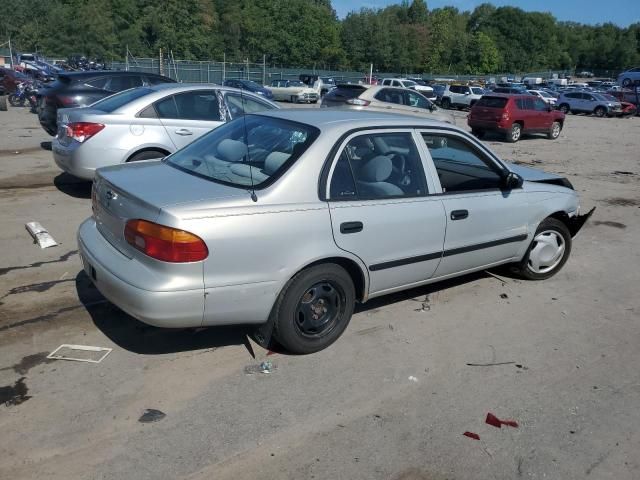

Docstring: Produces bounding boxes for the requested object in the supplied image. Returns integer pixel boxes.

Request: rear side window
[324,86,366,100]
[85,77,109,89]
[156,91,223,121]
[106,75,143,92]
[330,132,427,200]
[475,97,508,108]
[145,75,173,85]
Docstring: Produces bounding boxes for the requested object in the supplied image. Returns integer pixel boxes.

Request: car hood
[97,160,251,208]
[505,162,573,189]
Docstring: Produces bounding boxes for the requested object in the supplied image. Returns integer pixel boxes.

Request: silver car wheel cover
[552,122,560,137]
[528,230,565,274]
[511,124,521,141]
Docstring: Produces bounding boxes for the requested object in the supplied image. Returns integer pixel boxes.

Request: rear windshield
[90,87,154,112]
[166,115,320,189]
[475,97,508,108]
[325,85,367,100]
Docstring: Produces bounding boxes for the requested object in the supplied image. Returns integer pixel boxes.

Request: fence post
[223,53,226,82]
[263,54,266,86]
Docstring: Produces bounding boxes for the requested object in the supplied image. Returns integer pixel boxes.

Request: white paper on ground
[25,221,58,248]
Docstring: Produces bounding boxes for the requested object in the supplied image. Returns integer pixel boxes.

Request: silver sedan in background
[78,109,593,354]
[52,83,279,180]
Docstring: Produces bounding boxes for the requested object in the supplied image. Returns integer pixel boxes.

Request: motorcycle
[8,81,40,111]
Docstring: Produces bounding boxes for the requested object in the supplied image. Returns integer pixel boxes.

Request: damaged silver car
[78,109,594,354]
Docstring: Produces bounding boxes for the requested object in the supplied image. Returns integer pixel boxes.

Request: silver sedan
[52,83,279,180]
[78,109,593,354]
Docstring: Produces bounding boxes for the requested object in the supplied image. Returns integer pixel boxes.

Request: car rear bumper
[78,218,205,328]
[53,138,128,180]
[467,119,509,131]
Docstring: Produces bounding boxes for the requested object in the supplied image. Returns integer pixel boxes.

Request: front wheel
[547,121,561,140]
[271,264,355,354]
[558,103,569,114]
[441,97,451,109]
[506,123,521,143]
[513,218,572,280]
[471,128,485,139]
[8,94,25,107]
[594,106,606,118]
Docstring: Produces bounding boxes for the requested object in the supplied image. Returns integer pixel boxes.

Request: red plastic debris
[266,350,276,356]
[463,431,480,440]
[486,412,519,428]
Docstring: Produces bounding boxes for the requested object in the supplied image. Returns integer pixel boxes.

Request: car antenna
[240,85,258,202]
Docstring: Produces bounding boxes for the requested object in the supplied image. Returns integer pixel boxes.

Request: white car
[268,80,319,103]
[529,90,557,106]
[440,84,484,109]
[381,78,435,99]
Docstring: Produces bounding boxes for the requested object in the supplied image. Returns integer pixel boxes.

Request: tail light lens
[58,95,79,107]
[502,112,510,120]
[65,122,104,143]
[346,98,371,106]
[124,219,208,263]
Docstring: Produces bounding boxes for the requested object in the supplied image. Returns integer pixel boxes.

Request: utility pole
[159,48,164,76]
[262,54,266,86]
[8,37,14,68]
[222,52,226,82]
[125,45,129,71]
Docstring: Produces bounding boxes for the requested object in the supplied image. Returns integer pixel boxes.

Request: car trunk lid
[94,162,249,256]
[471,96,509,121]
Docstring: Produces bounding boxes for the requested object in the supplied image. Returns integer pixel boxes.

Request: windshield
[242,80,262,89]
[288,81,305,87]
[91,87,154,112]
[166,115,320,189]
[403,80,417,87]
[471,87,484,95]
[537,91,552,98]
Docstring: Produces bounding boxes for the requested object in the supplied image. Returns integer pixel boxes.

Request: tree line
[3,0,640,74]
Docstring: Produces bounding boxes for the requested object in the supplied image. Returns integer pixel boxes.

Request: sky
[333,0,640,27]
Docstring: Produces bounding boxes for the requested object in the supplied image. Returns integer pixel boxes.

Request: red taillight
[502,112,510,120]
[59,95,78,106]
[124,219,208,263]
[65,122,104,143]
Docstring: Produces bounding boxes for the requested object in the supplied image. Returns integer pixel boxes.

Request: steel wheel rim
[294,281,345,338]
[511,124,521,141]
[595,108,605,117]
[528,230,566,274]
[552,122,561,138]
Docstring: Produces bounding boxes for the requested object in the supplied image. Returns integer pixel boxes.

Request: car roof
[253,108,452,131]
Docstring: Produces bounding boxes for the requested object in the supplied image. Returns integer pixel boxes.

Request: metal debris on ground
[244,360,276,375]
[500,293,509,299]
[466,361,516,367]
[47,344,112,363]
[138,409,166,423]
[25,222,58,249]
[485,412,519,428]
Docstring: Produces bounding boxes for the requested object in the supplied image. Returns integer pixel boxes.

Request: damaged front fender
[568,207,596,238]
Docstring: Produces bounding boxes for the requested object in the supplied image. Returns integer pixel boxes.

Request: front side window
[155,91,222,121]
[225,93,275,119]
[406,90,430,109]
[533,98,548,111]
[166,116,319,188]
[329,132,427,200]
[422,133,503,193]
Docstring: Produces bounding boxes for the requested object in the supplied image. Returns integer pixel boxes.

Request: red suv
[468,94,565,142]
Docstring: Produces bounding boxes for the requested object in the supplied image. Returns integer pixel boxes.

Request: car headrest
[264,152,291,175]
[217,139,248,162]
[358,155,392,182]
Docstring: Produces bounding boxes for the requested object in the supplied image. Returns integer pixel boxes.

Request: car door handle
[340,221,363,234]
[175,128,193,136]
[450,210,469,220]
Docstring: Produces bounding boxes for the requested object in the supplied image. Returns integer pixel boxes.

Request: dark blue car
[222,79,273,100]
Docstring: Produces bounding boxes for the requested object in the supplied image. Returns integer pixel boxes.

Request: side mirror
[429,103,437,112]
[502,172,523,190]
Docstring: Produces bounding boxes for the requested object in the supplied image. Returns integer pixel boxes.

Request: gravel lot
[0,103,639,480]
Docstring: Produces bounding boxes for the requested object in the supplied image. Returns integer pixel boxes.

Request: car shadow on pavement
[41,141,52,151]
[76,271,255,356]
[54,173,92,199]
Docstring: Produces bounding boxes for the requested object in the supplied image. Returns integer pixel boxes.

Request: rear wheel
[471,128,485,139]
[594,106,606,118]
[506,123,522,143]
[441,97,451,109]
[127,149,167,162]
[622,78,631,87]
[558,103,570,114]
[547,121,561,140]
[512,218,572,280]
[8,94,25,107]
[271,264,355,354]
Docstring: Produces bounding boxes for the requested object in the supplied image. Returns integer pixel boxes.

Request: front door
[155,90,225,149]
[418,131,529,277]
[326,130,446,295]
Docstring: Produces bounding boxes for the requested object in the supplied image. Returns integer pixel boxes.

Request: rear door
[418,130,529,277]
[533,97,552,130]
[224,92,277,119]
[155,90,225,149]
[325,129,446,295]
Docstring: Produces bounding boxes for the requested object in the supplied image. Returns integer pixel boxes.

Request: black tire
[622,78,631,87]
[441,97,451,109]
[127,149,167,162]
[271,263,355,354]
[512,217,572,280]
[594,106,606,118]
[547,121,561,140]
[8,94,25,107]
[506,122,522,143]
[0,95,7,112]
[471,128,485,139]
[558,103,570,114]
